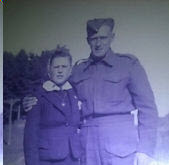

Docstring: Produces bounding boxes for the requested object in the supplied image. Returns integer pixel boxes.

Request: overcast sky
[3,0,169,116]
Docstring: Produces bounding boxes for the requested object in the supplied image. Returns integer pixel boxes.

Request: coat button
[74,95,77,99]
[65,122,69,127]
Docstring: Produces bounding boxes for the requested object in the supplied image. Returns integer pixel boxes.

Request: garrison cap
[87,18,114,37]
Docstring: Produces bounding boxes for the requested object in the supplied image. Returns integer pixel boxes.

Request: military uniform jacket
[70,49,158,157]
[24,82,81,165]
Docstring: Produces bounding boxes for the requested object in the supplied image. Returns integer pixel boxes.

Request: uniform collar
[43,80,72,91]
[101,49,115,67]
[84,49,115,71]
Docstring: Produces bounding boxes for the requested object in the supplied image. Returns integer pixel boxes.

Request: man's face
[88,25,114,58]
[48,57,72,86]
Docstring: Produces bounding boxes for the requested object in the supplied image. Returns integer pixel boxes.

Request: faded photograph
[3,1,169,165]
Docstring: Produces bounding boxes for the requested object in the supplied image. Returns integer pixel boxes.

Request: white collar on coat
[43,80,72,91]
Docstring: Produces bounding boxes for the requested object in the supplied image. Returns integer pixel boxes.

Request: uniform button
[65,122,69,126]
[83,119,86,124]
[77,128,80,134]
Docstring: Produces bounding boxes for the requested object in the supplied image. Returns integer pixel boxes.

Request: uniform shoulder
[70,58,90,81]
[73,58,89,72]
[74,58,89,66]
[115,53,138,63]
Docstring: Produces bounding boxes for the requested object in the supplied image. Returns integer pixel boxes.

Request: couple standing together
[23,18,158,165]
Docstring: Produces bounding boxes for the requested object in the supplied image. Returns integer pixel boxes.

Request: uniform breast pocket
[73,75,91,85]
[103,74,129,101]
[73,75,91,99]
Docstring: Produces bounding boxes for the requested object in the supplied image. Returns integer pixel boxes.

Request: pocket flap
[104,73,127,83]
[105,140,137,157]
[73,74,91,84]
[39,139,49,149]
[39,137,69,160]
[104,75,125,83]
[70,134,82,159]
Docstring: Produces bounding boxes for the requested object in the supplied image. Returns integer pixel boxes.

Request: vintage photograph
[3,0,169,165]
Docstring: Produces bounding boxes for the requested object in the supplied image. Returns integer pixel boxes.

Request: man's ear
[69,65,73,76]
[111,33,115,40]
[109,33,115,44]
[47,71,51,79]
[47,60,51,79]
[87,37,90,45]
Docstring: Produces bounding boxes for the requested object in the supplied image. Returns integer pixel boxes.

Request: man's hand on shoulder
[135,153,155,165]
[22,96,38,112]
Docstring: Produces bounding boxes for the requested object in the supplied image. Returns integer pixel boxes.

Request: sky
[3,0,169,116]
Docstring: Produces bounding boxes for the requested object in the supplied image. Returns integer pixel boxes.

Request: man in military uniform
[23,18,158,165]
